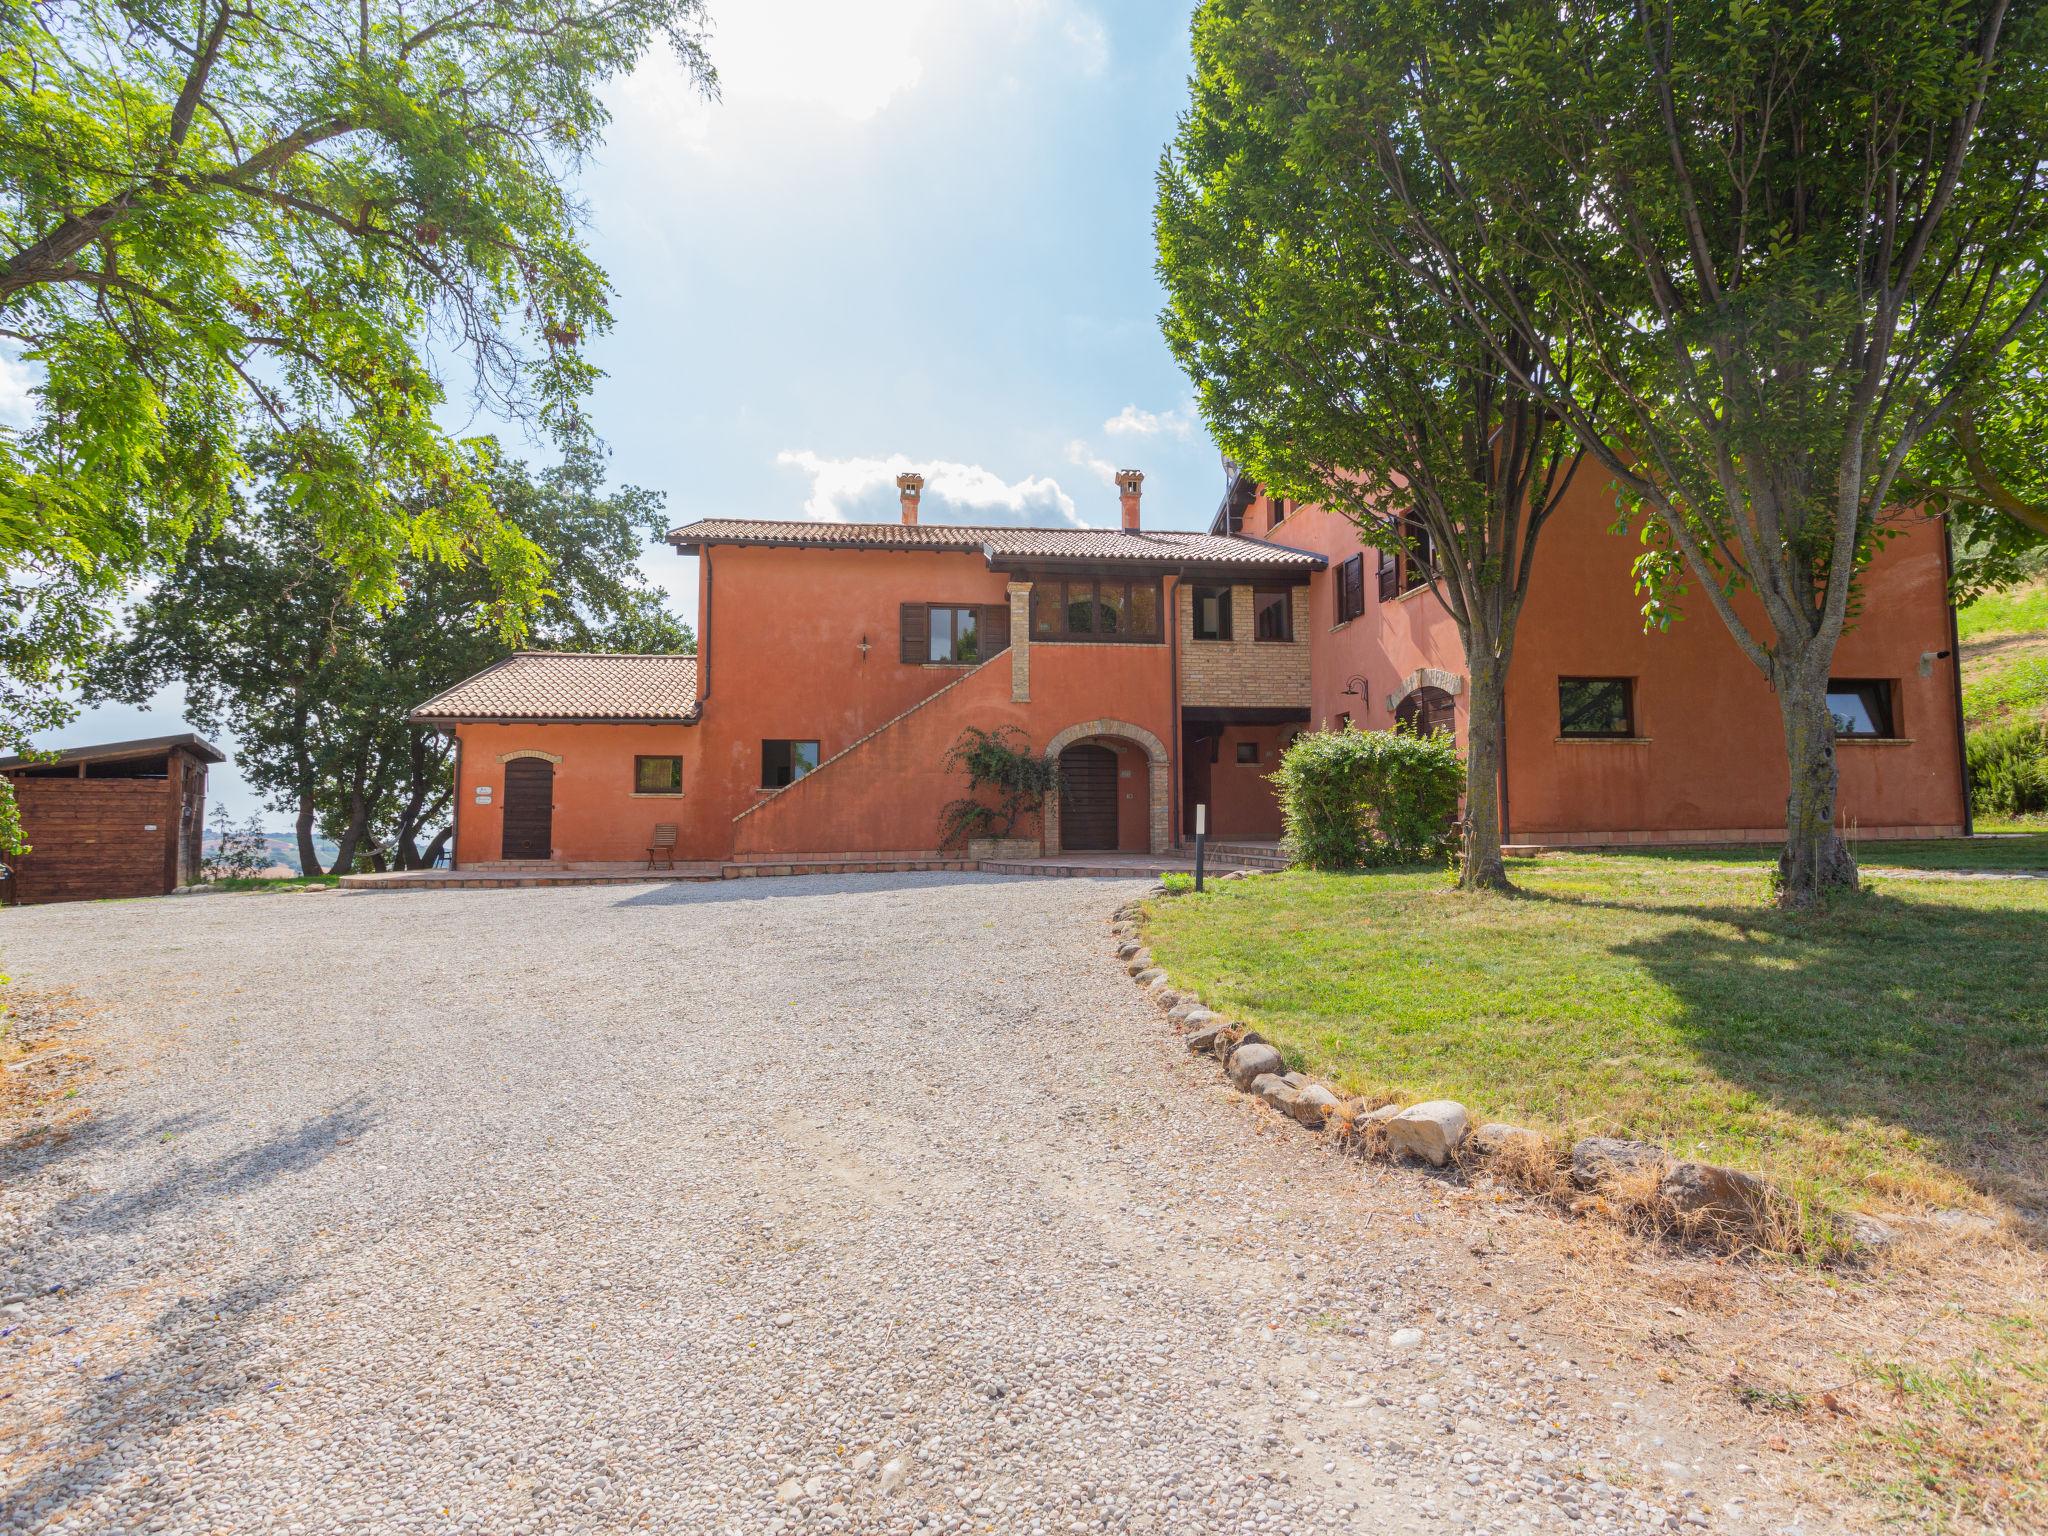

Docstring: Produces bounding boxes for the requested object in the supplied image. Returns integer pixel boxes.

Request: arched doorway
[1395,685,1457,737]
[501,756,555,859]
[1057,743,1119,850]
[1042,719,1170,855]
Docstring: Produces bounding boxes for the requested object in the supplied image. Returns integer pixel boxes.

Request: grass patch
[1959,578,2048,646]
[1616,834,2048,873]
[1141,855,2048,1220]
[199,874,341,892]
[1963,655,2048,728]
[1854,1311,2048,1530]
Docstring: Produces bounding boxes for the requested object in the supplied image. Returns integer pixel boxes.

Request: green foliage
[1159,871,1195,895]
[1964,657,2048,730]
[203,806,274,881]
[0,0,713,849]
[1249,0,2048,900]
[937,726,1059,849]
[90,444,688,873]
[1967,721,2048,820]
[1271,725,1465,871]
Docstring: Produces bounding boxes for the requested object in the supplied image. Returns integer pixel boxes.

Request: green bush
[1272,724,1466,871]
[1968,720,2048,819]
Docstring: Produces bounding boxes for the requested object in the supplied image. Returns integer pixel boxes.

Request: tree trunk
[1460,654,1513,891]
[419,826,452,869]
[1775,671,1859,907]
[295,795,325,877]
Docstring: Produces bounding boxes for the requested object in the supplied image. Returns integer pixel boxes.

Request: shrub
[1271,724,1466,870]
[1967,719,2048,819]
[937,726,1059,849]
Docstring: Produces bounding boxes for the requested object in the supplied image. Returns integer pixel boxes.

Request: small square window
[1827,679,1897,738]
[1253,589,1293,642]
[761,739,821,788]
[1192,585,1233,641]
[1559,677,1634,737]
[634,756,682,795]
[1235,741,1260,764]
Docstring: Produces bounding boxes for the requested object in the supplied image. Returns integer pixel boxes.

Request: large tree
[1313,0,2048,906]
[1158,4,1588,891]
[92,445,691,874]
[0,0,713,850]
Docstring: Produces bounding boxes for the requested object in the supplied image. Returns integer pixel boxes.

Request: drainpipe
[1499,686,1512,851]
[448,729,462,872]
[1168,576,1182,849]
[696,547,713,707]
[1940,514,1972,835]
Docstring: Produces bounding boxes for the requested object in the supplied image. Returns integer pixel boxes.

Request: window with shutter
[900,603,927,663]
[1338,554,1365,623]
[1376,544,1398,603]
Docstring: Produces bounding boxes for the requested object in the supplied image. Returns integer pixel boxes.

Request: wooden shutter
[900,603,927,664]
[1377,545,1398,603]
[981,603,1011,656]
[1341,554,1365,621]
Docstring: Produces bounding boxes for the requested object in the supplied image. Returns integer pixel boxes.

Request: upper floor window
[902,602,1009,664]
[1401,512,1432,593]
[928,606,980,664]
[1030,576,1163,642]
[1828,679,1897,738]
[1337,554,1366,623]
[1192,585,1233,641]
[1558,677,1635,738]
[761,739,820,788]
[1253,589,1294,642]
[634,755,682,795]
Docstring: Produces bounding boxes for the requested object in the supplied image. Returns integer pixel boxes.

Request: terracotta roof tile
[666,518,1325,570]
[409,652,700,723]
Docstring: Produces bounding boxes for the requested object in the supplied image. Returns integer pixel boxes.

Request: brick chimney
[1115,468,1143,530]
[896,471,924,525]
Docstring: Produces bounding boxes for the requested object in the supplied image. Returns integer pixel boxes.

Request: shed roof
[0,733,226,771]
[408,652,701,724]
[666,518,1326,573]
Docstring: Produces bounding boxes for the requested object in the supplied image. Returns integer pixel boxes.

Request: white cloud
[614,0,1108,150]
[0,350,38,425]
[1064,437,1118,487]
[777,449,1085,525]
[1102,402,1196,439]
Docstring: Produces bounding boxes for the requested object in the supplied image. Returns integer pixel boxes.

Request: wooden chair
[647,823,679,870]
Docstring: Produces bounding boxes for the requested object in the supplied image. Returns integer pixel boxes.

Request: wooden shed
[0,735,224,906]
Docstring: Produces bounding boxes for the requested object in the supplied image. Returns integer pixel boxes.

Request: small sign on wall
[473,786,493,805]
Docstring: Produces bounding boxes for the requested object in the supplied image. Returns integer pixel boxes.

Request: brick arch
[1042,719,1170,856]
[496,748,564,765]
[1384,667,1464,715]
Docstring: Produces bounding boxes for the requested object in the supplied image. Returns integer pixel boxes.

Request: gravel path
[0,875,1848,1535]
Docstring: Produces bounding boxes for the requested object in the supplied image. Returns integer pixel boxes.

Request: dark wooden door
[1060,743,1118,851]
[501,758,555,860]
[1181,727,1217,836]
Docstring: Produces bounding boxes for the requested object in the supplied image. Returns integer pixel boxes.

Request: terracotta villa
[410,467,1969,870]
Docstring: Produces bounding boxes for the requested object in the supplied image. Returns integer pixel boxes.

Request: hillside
[1959,575,2048,729]
[201,830,342,876]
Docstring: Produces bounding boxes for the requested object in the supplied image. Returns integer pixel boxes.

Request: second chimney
[896,471,924,525]
[1116,468,1143,530]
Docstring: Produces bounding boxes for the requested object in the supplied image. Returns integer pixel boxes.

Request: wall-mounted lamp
[1919,648,1951,677]
[858,633,871,661]
[1339,675,1371,704]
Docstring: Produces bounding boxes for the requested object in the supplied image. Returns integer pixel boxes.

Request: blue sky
[51,0,1224,824]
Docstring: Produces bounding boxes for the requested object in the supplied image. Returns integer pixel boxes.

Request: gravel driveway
[1,875,1842,1535]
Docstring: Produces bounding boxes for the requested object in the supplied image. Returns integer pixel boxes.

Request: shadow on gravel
[3,1095,378,1288]
[611,869,1156,909]
[0,1240,332,1530]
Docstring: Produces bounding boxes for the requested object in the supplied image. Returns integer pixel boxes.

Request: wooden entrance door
[501,757,555,860]
[1059,743,1118,851]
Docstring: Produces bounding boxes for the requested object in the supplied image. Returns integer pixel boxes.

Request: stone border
[1106,894,1846,1255]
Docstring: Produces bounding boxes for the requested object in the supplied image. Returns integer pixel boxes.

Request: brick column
[1008,582,1032,703]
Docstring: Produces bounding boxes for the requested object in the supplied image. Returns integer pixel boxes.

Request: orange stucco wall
[728,640,1176,857]
[452,722,703,865]
[1269,478,1967,843]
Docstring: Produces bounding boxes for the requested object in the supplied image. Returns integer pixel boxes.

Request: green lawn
[1959,577,2048,646]
[1623,833,2048,874]
[1143,855,2048,1221]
